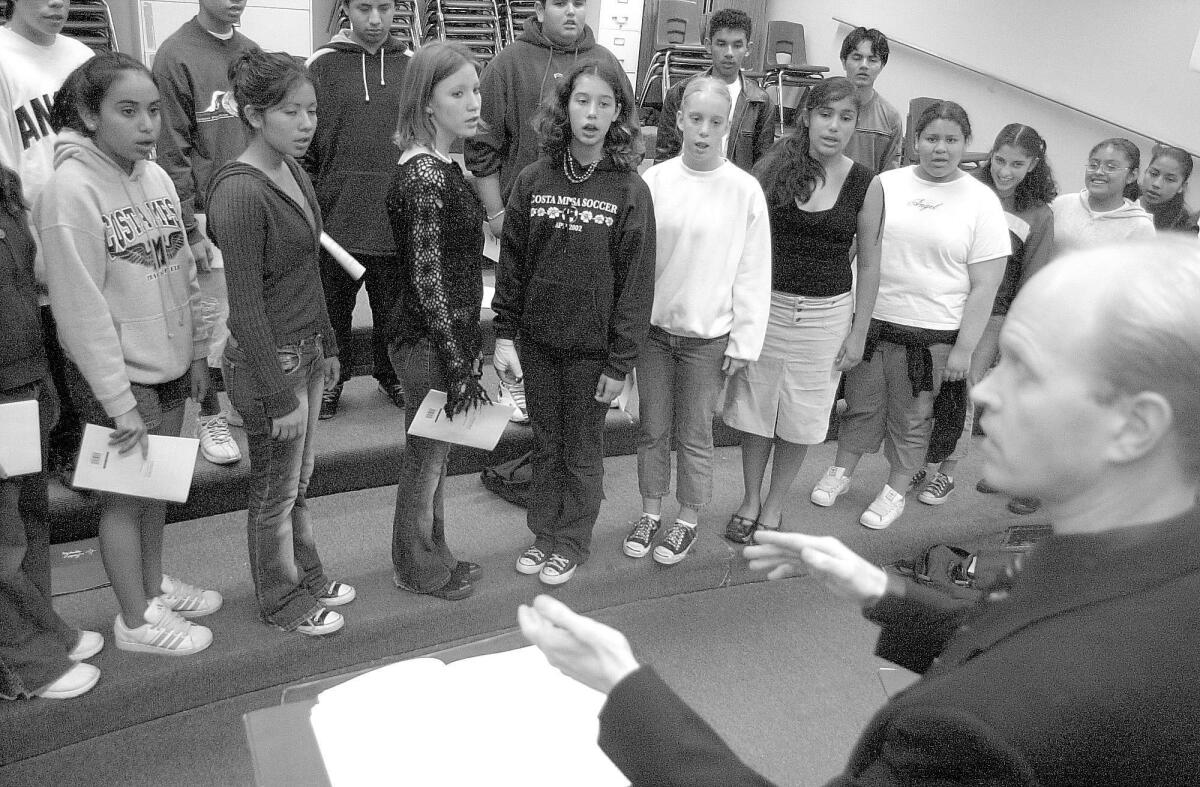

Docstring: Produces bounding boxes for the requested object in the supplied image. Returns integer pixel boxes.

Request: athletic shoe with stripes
[160,574,223,618]
[114,597,213,656]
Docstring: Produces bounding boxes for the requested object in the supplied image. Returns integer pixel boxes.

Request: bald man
[520,238,1200,785]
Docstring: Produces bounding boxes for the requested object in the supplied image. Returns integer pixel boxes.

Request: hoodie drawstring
[360,51,370,102]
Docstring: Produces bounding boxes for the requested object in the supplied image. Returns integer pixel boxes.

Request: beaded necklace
[563,153,600,184]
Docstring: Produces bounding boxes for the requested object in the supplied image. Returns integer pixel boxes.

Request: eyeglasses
[1084,161,1130,173]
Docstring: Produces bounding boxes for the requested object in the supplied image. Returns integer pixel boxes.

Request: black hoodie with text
[493,156,655,380]
[303,32,411,256]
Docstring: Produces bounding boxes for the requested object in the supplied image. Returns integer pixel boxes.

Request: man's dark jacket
[598,507,1200,785]
[655,70,776,171]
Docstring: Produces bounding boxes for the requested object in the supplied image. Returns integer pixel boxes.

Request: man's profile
[521,238,1200,785]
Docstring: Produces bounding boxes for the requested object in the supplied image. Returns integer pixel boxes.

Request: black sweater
[493,155,656,379]
[385,154,485,411]
[0,168,46,392]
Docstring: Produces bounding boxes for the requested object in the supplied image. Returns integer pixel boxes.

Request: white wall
[767,0,1200,204]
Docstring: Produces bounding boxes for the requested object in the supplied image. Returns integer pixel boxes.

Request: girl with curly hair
[492,58,656,586]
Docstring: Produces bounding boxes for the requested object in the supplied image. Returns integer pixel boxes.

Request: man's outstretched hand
[518,594,641,694]
[744,531,889,609]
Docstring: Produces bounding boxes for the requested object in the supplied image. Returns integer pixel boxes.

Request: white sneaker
[497,379,530,424]
[811,466,851,507]
[160,574,223,618]
[197,412,241,465]
[860,485,906,530]
[34,662,100,699]
[68,629,104,661]
[114,597,213,656]
[295,608,344,637]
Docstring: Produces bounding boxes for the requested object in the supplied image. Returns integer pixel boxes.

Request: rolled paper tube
[319,232,366,280]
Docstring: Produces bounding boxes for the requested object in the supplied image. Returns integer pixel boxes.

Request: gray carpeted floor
[2,440,1029,784]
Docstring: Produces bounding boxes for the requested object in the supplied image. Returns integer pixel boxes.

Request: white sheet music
[407,390,513,450]
[0,399,40,478]
[311,646,625,786]
[71,424,199,502]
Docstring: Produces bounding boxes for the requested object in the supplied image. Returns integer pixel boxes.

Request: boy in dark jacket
[303,0,411,419]
[655,8,776,171]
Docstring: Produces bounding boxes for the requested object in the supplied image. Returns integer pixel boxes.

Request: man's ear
[1107,390,1174,465]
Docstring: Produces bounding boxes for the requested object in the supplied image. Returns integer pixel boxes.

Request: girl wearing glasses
[1051,138,1154,249]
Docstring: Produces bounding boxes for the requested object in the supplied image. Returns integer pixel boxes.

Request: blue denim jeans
[636,326,729,509]
[0,377,76,698]
[224,335,330,630]
[389,340,458,592]
[521,339,609,564]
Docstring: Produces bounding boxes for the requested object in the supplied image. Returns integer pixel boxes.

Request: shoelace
[149,604,192,636]
[545,555,570,573]
[631,517,656,542]
[201,417,235,445]
[164,577,205,607]
[523,547,547,563]
[664,526,688,549]
[926,475,951,496]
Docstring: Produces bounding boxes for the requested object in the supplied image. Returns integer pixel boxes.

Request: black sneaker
[394,566,474,601]
[653,523,696,565]
[456,561,483,583]
[378,379,405,409]
[622,514,661,558]
[319,383,342,420]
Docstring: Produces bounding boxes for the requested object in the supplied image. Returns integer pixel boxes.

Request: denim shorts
[64,358,190,431]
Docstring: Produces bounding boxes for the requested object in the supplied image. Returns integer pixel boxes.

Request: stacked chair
[426,0,504,65]
[328,0,422,50]
[0,0,120,53]
[636,0,710,118]
[757,21,828,132]
[500,0,538,46]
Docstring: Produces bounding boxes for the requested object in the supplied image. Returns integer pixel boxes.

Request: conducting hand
[190,238,214,273]
[518,594,640,695]
[721,355,748,377]
[487,212,505,241]
[269,405,305,442]
[744,530,888,609]
[493,338,523,384]
[189,359,210,404]
[594,373,624,404]
[110,406,149,458]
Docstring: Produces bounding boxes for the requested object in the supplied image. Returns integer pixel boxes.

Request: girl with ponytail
[207,50,354,637]
[721,76,884,544]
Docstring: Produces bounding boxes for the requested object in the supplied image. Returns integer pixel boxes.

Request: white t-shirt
[873,166,1010,330]
[641,157,772,361]
[0,27,94,204]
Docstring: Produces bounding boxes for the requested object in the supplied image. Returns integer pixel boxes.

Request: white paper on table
[0,399,41,478]
[406,389,513,450]
[310,645,625,787]
[71,424,199,503]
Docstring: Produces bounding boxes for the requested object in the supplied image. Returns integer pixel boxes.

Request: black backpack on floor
[480,451,533,507]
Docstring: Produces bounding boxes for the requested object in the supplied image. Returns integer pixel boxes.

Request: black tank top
[770,162,872,297]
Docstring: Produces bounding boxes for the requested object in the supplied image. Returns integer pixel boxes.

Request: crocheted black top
[385,153,486,414]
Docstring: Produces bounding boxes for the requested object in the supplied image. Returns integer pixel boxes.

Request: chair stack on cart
[636,0,709,118]
[426,0,504,65]
[500,0,537,46]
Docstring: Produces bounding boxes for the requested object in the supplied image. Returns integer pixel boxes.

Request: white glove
[493,338,523,384]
